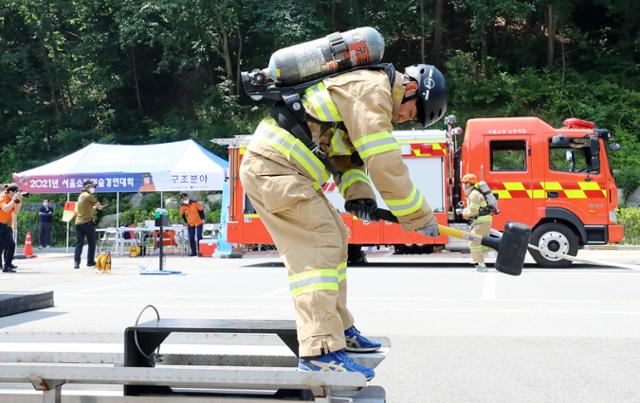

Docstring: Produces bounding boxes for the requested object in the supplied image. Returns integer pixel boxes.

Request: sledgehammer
[374,208,531,276]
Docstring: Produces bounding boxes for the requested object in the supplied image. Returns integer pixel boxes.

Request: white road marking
[481,272,497,301]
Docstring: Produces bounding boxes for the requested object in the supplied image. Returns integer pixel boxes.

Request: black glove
[345,199,378,221]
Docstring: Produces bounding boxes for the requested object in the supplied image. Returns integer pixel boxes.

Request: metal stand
[0,318,387,402]
[139,225,182,275]
[124,319,300,397]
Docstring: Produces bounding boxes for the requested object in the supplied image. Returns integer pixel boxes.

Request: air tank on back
[478,181,500,214]
[260,27,385,86]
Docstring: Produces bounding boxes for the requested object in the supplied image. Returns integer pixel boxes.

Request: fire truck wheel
[529,223,578,268]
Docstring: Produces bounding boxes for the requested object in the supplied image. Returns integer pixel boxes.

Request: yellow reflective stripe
[338,261,347,282]
[256,119,330,184]
[291,282,339,297]
[261,133,326,183]
[578,181,601,190]
[289,268,340,296]
[565,190,587,199]
[329,129,350,156]
[352,131,400,159]
[503,182,526,191]
[495,190,511,199]
[526,189,546,198]
[385,186,425,217]
[338,169,371,195]
[541,182,562,191]
[359,143,400,159]
[302,82,341,122]
[289,268,337,283]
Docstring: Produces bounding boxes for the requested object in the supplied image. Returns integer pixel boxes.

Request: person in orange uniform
[0,185,23,272]
[180,193,205,256]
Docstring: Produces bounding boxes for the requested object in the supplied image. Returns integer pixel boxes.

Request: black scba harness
[470,188,492,216]
[249,64,397,180]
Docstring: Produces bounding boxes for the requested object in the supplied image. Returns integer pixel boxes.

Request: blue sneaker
[344,325,382,353]
[298,350,375,381]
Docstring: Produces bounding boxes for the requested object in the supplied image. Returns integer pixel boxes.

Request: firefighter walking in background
[461,173,493,272]
[240,63,447,379]
[180,193,205,256]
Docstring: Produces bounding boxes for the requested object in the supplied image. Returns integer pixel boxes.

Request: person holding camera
[74,180,103,269]
[0,185,23,272]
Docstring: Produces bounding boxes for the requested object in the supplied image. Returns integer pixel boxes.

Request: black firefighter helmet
[403,64,448,127]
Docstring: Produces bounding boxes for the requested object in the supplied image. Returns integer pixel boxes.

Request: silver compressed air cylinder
[261,27,385,86]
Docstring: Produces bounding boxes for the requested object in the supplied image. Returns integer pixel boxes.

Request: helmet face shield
[403,64,448,127]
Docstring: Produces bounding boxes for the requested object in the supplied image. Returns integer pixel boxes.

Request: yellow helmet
[461,173,477,184]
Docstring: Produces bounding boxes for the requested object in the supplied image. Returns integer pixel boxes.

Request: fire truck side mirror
[444,115,457,125]
[565,150,574,171]
[608,142,621,151]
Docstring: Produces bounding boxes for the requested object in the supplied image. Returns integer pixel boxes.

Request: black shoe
[74,263,80,269]
[87,262,97,267]
[5,263,17,269]
[3,268,16,273]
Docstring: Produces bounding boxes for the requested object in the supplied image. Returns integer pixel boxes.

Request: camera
[15,190,30,198]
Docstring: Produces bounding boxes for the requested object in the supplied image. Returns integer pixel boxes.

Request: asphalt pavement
[0,248,638,402]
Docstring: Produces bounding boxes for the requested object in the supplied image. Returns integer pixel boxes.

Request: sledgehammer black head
[481,221,532,276]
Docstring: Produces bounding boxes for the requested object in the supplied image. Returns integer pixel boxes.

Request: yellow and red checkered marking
[489,181,607,199]
[408,143,447,158]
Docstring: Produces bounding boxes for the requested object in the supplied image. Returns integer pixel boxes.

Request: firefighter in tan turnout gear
[240,64,447,380]
[461,173,494,272]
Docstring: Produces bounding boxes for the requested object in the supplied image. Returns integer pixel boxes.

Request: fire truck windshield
[549,139,599,174]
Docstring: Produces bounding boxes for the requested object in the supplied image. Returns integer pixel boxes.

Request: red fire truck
[223,116,623,267]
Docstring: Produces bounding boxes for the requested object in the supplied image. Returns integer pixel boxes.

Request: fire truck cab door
[545,134,608,225]
[484,137,535,229]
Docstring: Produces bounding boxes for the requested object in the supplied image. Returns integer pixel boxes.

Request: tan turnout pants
[469,219,492,264]
[239,151,353,357]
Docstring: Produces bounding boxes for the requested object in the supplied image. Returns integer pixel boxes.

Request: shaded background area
[1,0,639,238]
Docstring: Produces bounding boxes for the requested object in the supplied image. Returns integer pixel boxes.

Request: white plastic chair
[98,228,118,254]
[115,227,139,256]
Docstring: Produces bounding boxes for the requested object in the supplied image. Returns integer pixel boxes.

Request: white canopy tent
[13,140,228,250]
[14,139,228,193]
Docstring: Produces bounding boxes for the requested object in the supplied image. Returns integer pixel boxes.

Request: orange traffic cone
[24,232,33,258]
